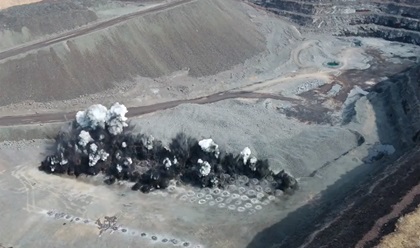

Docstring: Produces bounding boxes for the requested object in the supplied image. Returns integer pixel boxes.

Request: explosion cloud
[39,103,298,194]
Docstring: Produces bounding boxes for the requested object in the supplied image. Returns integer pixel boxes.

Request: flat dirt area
[0,0,419,247]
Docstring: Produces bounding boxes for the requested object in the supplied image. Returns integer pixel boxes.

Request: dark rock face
[367,65,420,149]
[251,0,420,45]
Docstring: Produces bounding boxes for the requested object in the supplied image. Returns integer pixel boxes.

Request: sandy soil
[379,205,420,248]
[0,0,42,10]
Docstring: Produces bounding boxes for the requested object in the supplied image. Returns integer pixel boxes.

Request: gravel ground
[130,99,360,177]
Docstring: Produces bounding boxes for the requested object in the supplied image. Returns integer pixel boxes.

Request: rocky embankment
[251,0,420,45]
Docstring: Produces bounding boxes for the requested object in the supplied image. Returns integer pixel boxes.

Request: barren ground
[0,0,419,247]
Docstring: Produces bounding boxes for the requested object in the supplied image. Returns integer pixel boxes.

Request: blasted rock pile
[39,103,298,194]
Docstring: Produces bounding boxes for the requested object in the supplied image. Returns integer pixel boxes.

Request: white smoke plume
[123,157,133,166]
[76,104,108,130]
[89,146,109,167]
[76,102,128,135]
[106,102,128,135]
[249,156,258,171]
[41,102,298,194]
[145,136,154,150]
[163,157,172,169]
[240,147,252,164]
[198,139,220,158]
[198,159,211,176]
[78,130,93,147]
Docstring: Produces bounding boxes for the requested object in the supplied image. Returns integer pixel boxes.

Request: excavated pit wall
[367,64,420,151]
[249,0,420,151]
[251,0,420,45]
[0,0,265,106]
[245,62,420,248]
[299,64,420,247]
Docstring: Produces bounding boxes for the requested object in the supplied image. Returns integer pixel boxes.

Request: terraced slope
[251,0,420,45]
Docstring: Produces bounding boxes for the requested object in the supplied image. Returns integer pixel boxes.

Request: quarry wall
[251,0,420,149]
[368,65,420,151]
[251,0,420,45]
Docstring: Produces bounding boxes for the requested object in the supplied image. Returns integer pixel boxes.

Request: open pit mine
[0,0,419,247]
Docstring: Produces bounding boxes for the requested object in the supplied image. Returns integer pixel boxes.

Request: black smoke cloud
[39,104,298,194]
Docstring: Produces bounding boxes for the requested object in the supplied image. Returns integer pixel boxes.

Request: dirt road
[0,91,293,126]
[0,0,195,60]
